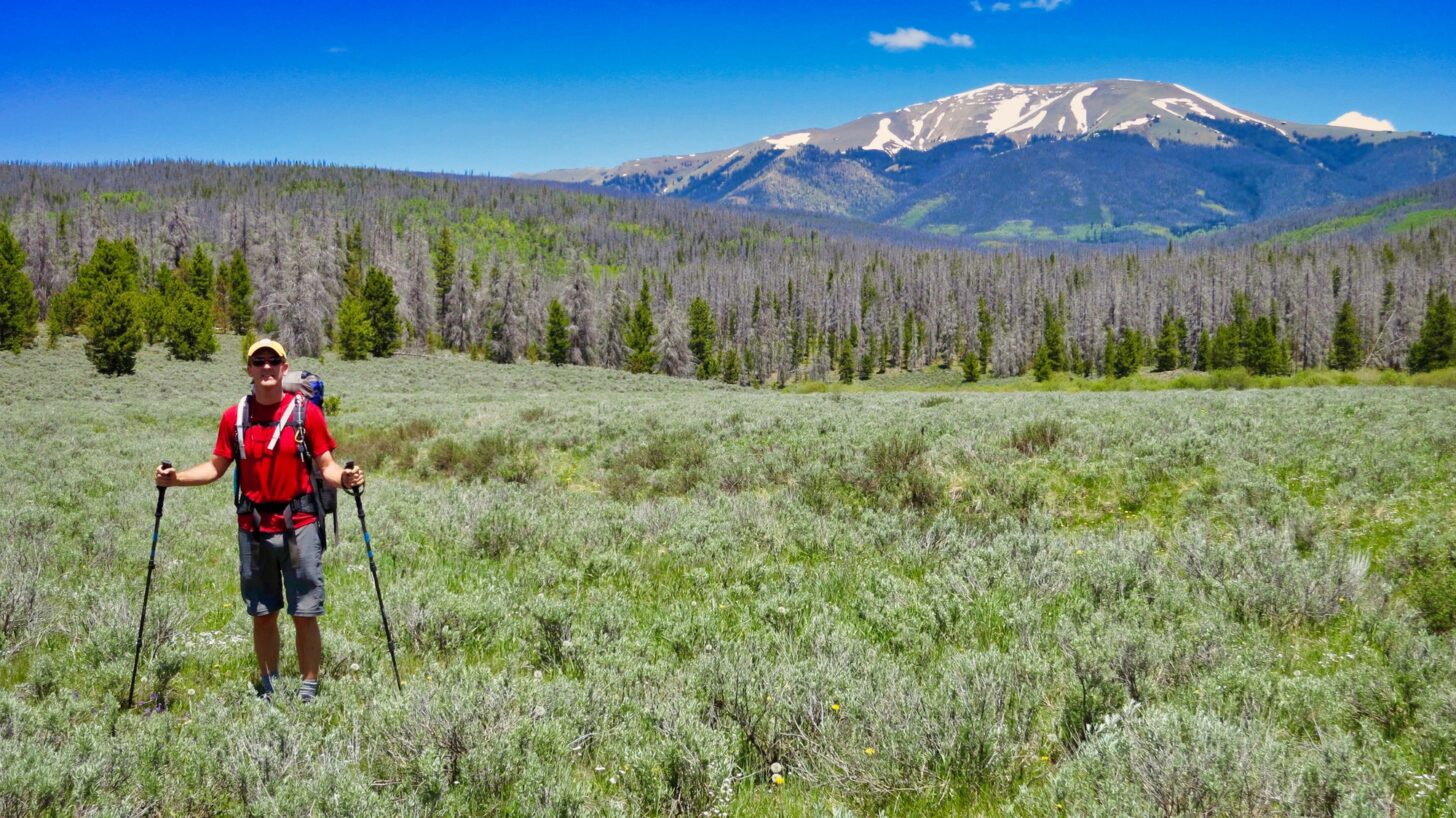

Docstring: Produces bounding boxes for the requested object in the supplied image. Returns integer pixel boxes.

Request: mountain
[524,79,1456,244]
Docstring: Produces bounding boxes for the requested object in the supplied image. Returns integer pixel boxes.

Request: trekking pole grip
[344,460,363,500]
[155,460,172,518]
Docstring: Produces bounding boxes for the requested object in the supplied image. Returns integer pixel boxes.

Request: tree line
[1,161,1453,380]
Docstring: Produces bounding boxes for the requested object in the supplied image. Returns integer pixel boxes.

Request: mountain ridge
[522,79,1455,244]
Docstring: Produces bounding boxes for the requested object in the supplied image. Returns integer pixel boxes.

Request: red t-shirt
[214,395,337,533]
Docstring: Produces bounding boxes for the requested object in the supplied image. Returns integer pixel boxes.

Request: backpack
[230,371,337,549]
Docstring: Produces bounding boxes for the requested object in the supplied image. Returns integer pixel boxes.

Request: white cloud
[326,46,348,54]
[869,27,975,51]
[970,1,984,9]
[1020,0,1071,8]
[1329,111,1396,131]
[991,3,1011,11]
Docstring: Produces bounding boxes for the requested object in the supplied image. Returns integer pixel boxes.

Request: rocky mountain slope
[526,79,1456,243]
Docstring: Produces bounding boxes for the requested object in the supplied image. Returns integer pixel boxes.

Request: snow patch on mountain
[1173,84,1288,136]
[938,82,1004,103]
[865,118,911,152]
[1152,98,1213,119]
[1005,110,1048,134]
[1070,87,1097,133]
[1330,111,1395,131]
[1113,116,1152,131]
[765,132,813,150]
[986,93,1032,133]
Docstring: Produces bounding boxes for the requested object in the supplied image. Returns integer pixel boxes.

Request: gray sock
[299,679,319,702]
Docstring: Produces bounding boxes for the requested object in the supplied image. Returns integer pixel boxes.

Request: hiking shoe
[299,679,319,703]
[255,674,279,701]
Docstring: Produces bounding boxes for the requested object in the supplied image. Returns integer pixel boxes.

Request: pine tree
[334,295,374,361]
[687,296,716,379]
[902,310,916,369]
[837,338,855,384]
[1032,344,1052,381]
[431,226,457,324]
[1244,312,1291,376]
[545,298,570,366]
[362,265,400,357]
[83,250,142,376]
[1154,312,1182,371]
[182,245,214,303]
[163,289,218,361]
[960,349,980,383]
[1230,291,1254,364]
[720,347,740,385]
[1112,328,1140,378]
[858,337,875,381]
[1408,290,1456,373]
[223,250,253,334]
[1037,299,1066,374]
[624,278,658,374]
[0,222,39,353]
[1329,298,1363,370]
[342,221,365,297]
[976,297,994,373]
[46,287,85,343]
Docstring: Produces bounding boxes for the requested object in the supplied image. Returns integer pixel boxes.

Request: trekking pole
[345,461,402,691]
[126,460,172,711]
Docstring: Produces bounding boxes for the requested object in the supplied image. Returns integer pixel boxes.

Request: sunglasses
[249,357,284,367]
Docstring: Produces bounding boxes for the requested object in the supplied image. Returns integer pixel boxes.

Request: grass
[824,364,1455,394]
[2,336,1455,815]
[1267,195,1426,245]
[1386,207,1456,234]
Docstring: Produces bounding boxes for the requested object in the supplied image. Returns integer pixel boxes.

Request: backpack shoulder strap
[233,396,250,461]
[291,396,310,459]
[265,395,300,453]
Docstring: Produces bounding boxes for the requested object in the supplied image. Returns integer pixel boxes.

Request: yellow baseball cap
[246,338,288,360]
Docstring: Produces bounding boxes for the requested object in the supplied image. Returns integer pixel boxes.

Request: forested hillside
[3,161,1454,380]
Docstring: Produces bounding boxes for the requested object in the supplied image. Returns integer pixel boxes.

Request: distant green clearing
[973,220,1177,244]
[1268,195,1427,244]
[1386,207,1456,234]
[974,220,1058,241]
[893,195,951,229]
[3,338,1454,816]
[921,222,967,237]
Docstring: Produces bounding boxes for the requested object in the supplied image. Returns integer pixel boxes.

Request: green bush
[1208,366,1254,390]
[425,432,540,484]
[1009,417,1069,454]
[1386,524,1456,633]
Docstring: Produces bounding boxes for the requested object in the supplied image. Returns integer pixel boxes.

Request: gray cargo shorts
[238,523,325,617]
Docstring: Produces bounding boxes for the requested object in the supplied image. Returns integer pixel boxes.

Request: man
[155,338,363,702]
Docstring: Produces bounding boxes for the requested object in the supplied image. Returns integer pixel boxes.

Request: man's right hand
[155,464,178,487]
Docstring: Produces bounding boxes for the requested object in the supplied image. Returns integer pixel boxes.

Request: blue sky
[2,0,1452,175]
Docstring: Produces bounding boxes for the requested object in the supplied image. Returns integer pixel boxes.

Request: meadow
[2,338,1455,816]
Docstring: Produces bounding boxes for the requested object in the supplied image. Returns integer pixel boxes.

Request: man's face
[247,351,288,388]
